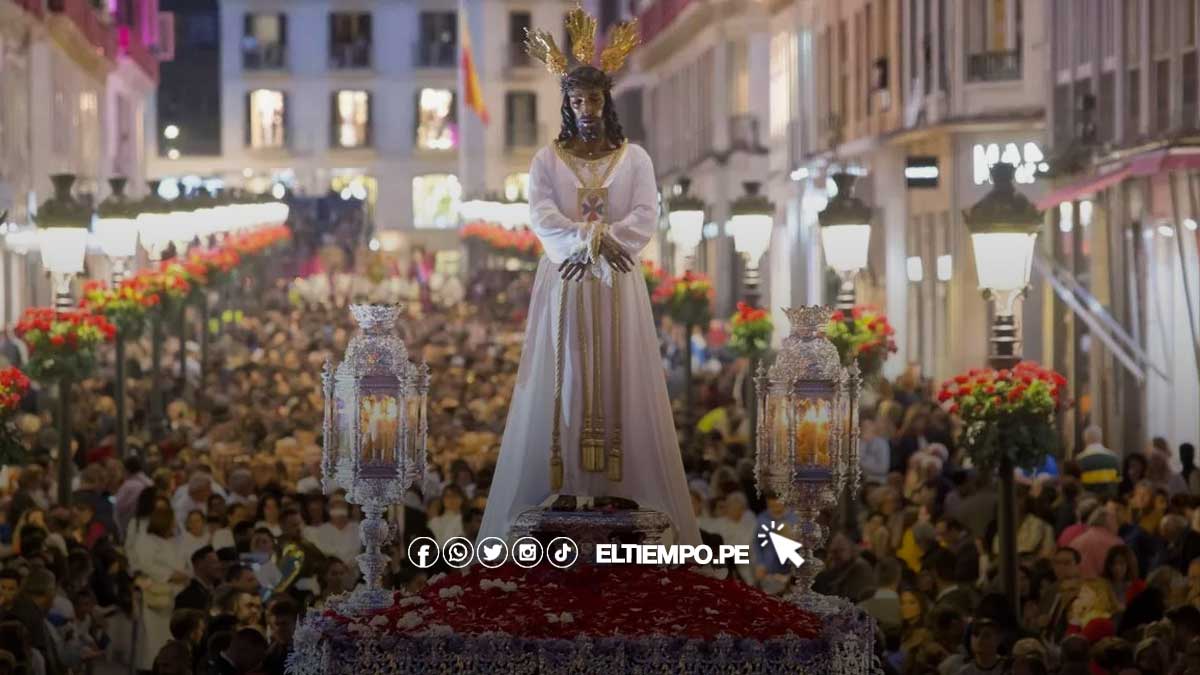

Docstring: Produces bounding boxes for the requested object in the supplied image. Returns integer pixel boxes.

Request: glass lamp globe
[36,174,90,276]
[964,163,1041,295]
[94,177,141,261]
[729,181,775,265]
[137,181,176,261]
[818,173,873,274]
[666,176,706,252]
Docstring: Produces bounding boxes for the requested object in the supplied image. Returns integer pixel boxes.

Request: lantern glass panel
[970,231,1037,292]
[790,390,833,468]
[820,224,871,273]
[357,380,402,466]
[667,210,704,250]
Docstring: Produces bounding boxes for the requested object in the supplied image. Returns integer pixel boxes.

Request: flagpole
[458,0,487,201]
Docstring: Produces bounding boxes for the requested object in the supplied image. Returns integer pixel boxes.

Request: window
[1184,52,1198,128]
[509,12,532,67]
[1155,59,1170,130]
[1099,72,1115,141]
[923,0,931,94]
[412,174,461,228]
[415,88,456,150]
[505,92,538,148]
[243,14,286,69]
[1126,67,1141,140]
[417,12,457,67]
[1125,0,1141,60]
[330,13,371,69]
[1054,84,1072,145]
[331,90,370,148]
[246,89,286,148]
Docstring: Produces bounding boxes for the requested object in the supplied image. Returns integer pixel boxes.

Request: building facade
[150,0,573,234]
[1,0,161,327]
[619,0,773,319]
[1041,0,1200,455]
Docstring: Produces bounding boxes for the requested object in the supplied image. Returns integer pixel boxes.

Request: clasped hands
[559,229,634,282]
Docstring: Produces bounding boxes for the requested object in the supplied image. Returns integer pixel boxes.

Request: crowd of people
[0,239,1197,675]
[819,378,1200,675]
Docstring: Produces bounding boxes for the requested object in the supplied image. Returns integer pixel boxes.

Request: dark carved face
[568,86,606,141]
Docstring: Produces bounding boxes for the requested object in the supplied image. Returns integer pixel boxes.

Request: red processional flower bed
[329,563,822,642]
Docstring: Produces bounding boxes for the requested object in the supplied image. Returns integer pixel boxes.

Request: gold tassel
[608,275,623,482]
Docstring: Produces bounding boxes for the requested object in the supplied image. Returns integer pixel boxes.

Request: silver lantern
[322,304,429,612]
[755,306,861,612]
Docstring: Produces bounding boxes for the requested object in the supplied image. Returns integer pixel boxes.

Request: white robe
[131,533,185,671]
[478,143,701,546]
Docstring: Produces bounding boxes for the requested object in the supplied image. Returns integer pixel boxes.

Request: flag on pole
[460,17,489,125]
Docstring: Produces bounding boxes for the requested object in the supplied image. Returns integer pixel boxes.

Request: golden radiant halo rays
[522,4,640,77]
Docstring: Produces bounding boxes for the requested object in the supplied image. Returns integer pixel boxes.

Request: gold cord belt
[549,276,623,490]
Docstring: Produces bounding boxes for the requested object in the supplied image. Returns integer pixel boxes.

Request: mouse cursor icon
[768,531,806,568]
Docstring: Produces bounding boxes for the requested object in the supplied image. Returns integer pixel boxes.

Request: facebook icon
[408,537,440,569]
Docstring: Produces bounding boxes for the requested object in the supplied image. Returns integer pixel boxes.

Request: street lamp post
[36,174,91,505]
[170,199,199,393]
[137,182,174,443]
[728,181,774,451]
[95,177,141,459]
[666,177,707,442]
[818,173,873,312]
[817,171,874,531]
[964,162,1043,621]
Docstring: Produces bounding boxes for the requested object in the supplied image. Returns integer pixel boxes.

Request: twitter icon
[476,537,509,568]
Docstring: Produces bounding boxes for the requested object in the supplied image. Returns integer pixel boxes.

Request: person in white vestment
[131,508,188,672]
[477,35,701,547]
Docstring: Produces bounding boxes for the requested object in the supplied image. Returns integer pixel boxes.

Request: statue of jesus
[478,11,701,546]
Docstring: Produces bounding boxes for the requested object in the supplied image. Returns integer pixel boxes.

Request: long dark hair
[557,66,625,147]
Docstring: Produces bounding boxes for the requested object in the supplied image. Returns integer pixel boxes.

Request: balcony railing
[966,49,1022,82]
[242,43,286,70]
[415,42,456,68]
[330,42,371,69]
[638,0,697,46]
[48,0,117,61]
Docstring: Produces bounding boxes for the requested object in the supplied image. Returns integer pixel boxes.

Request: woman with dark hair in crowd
[255,495,283,538]
[1102,544,1144,610]
[1119,454,1148,498]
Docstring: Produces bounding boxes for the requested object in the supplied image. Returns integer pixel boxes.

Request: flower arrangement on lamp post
[14,308,117,383]
[729,302,772,360]
[653,271,714,442]
[824,306,897,379]
[15,307,116,502]
[0,367,31,465]
[937,362,1070,474]
[80,280,160,340]
[80,280,160,459]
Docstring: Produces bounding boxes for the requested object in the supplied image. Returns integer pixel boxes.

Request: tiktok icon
[546,537,579,569]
